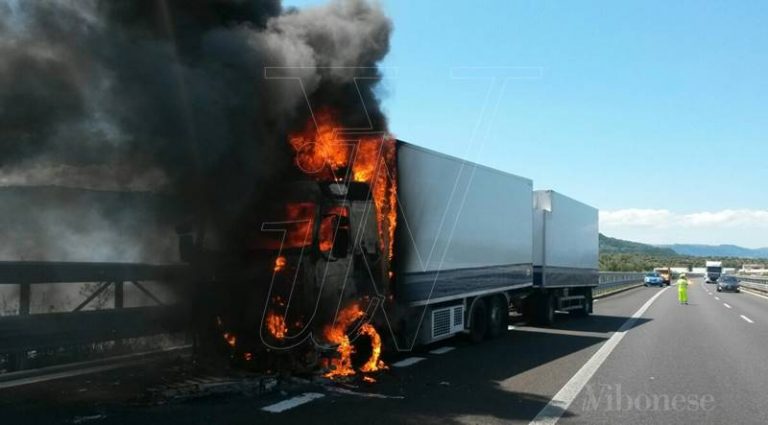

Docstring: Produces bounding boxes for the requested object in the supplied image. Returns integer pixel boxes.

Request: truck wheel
[469,298,489,343]
[521,296,535,322]
[487,297,509,339]
[535,293,555,326]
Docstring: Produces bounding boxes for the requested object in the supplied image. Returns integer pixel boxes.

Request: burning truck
[0,0,597,381]
[178,112,600,380]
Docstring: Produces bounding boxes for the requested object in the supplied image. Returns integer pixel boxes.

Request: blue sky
[285,0,768,247]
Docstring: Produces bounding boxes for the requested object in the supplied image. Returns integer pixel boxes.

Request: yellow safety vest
[677,279,688,288]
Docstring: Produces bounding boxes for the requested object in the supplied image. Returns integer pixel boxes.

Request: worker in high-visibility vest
[677,273,689,305]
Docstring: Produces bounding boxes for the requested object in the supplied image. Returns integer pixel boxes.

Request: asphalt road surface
[2,278,768,425]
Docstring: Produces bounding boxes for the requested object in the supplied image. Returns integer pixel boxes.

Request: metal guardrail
[0,261,193,372]
[593,272,647,298]
[735,275,768,294]
[0,262,691,373]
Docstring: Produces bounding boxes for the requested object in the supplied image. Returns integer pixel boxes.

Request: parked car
[644,272,665,287]
[717,276,740,293]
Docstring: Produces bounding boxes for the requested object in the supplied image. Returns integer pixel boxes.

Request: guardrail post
[113,281,125,352]
[10,283,31,371]
[114,281,124,310]
[19,282,30,316]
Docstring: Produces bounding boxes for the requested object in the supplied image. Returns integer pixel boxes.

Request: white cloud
[599,209,674,227]
[684,210,768,227]
[600,209,768,248]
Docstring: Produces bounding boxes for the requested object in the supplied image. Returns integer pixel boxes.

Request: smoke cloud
[0,0,393,261]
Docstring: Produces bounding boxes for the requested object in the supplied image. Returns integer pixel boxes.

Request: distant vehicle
[644,272,664,287]
[705,261,723,283]
[654,267,672,286]
[717,276,740,293]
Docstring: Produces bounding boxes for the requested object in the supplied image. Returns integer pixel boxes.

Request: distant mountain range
[599,233,768,259]
[657,244,768,259]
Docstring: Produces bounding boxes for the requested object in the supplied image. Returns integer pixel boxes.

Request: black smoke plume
[0,0,392,258]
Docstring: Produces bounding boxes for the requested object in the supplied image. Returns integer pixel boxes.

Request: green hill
[599,233,677,257]
[598,233,768,272]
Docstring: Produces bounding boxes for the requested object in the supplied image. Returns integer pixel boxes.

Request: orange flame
[266,312,288,340]
[319,206,349,253]
[289,110,350,178]
[222,332,237,348]
[288,110,397,263]
[323,304,365,378]
[283,203,315,248]
[274,256,287,272]
[359,323,386,373]
[289,110,395,380]
[322,303,387,379]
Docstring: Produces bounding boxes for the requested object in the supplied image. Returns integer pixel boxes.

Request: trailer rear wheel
[487,296,509,339]
[535,293,555,326]
[469,298,489,343]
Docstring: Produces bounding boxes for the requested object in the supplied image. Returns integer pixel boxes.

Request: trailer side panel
[533,190,599,288]
[395,142,534,305]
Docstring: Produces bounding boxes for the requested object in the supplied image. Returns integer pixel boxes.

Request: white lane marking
[723,303,732,309]
[325,387,404,399]
[742,288,768,302]
[529,287,669,425]
[508,325,517,330]
[715,296,720,301]
[741,315,754,324]
[429,346,455,355]
[392,357,426,368]
[261,393,325,413]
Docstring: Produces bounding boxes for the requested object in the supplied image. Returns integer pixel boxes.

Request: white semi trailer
[396,142,535,344]
[527,190,600,325]
[396,143,599,344]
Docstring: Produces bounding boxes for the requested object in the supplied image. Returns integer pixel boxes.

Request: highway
[2,279,768,424]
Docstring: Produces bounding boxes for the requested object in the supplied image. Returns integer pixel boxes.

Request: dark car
[717,276,740,293]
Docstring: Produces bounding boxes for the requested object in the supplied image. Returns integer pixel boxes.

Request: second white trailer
[525,190,599,324]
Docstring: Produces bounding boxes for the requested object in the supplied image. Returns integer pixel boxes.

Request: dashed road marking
[740,315,754,324]
[715,296,720,301]
[325,387,404,399]
[508,325,517,330]
[723,303,732,309]
[429,346,455,355]
[529,287,669,425]
[261,393,324,413]
[392,357,426,368]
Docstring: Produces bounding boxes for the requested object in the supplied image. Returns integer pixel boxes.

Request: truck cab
[179,180,386,358]
[705,261,723,284]
[654,267,672,286]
